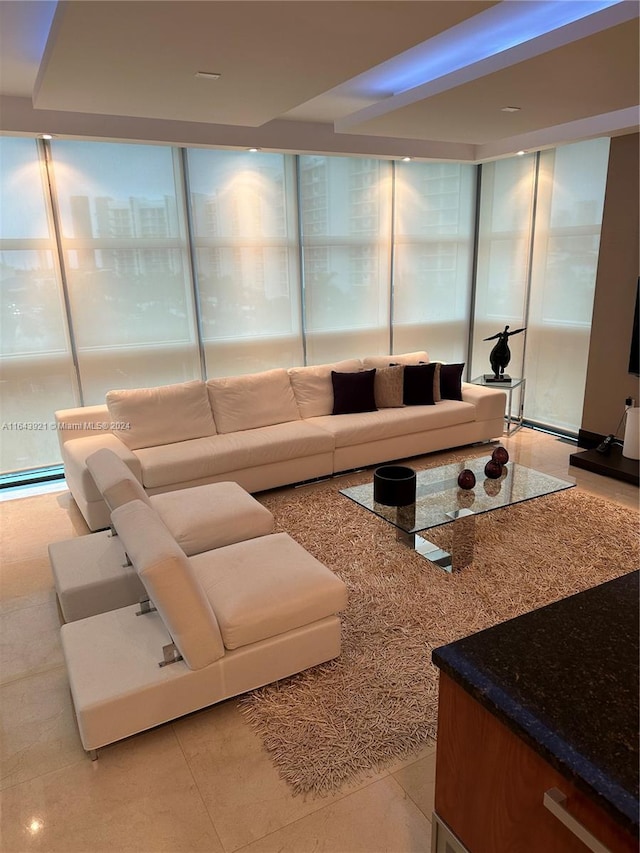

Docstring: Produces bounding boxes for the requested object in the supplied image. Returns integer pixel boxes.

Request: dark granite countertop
[432,571,639,836]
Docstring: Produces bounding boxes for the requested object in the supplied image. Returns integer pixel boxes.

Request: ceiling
[0,0,638,162]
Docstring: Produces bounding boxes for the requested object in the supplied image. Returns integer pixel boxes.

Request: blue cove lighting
[358,0,628,98]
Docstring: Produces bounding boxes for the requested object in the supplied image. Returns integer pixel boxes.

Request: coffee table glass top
[340,456,574,535]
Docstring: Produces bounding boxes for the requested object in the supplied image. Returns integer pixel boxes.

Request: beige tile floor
[0,428,637,853]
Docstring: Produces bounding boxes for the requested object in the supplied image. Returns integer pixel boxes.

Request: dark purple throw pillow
[402,363,437,406]
[439,363,465,401]
[331,369,377,415]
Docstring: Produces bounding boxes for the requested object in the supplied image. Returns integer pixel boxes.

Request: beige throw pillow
[374,365,405,408]
[433,362,442,402]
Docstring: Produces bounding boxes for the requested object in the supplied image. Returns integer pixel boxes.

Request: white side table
[471,376,526,435]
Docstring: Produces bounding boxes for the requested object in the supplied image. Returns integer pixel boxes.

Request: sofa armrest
[54,405,113,450]
[461,383,507,421]
[62,433,142,514]
[86,448,151,513]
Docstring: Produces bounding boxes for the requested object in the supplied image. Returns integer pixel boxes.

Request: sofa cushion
[149,482,274,556]
[374,365,405,408]
[361,351,429,369]
[308,401,475,448]
[191,532,347,650]
[86,448,152,512]
[403,363,437,406]
[207,368,300,434]
[331,369,377,415]
[288,359,362,418]
[134,421,335,489]
[111,500,225,670]
[106,381,216,450]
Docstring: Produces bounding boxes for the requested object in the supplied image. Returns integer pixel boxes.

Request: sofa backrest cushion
[362,351,429,369]
[288,359,362,419]
[106,380,216,450]
[207,368,300,434]
[111,500,225,670]
[86,448,151,512]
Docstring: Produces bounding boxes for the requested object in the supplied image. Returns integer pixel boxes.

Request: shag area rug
[239,464,639,797]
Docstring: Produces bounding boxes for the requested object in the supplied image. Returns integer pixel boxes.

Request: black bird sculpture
[483,325,526,380]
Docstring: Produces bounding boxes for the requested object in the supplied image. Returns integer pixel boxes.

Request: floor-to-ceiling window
[186,149,302,376]
[524,139,610,431]
[0,138,78,474]
[299,155,392,363]
[470,138,610,433]
[0,136,610,477]
[50,141,201,402]
[393,161,476,360]
[470,154,536,418]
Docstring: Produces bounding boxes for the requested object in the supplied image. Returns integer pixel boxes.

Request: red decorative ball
[457,469,476,490]
[484,459,503,479]
[492,445,509,465]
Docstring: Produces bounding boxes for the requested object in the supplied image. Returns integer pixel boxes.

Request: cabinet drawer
[434,673,637,853]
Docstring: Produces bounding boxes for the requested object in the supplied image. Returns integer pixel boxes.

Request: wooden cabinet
[433,673,637,853]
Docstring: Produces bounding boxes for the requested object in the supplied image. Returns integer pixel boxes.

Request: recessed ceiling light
[401,156,412,162]
[248,147,260,153]
[516,150,526,156]
[40,133,53,139]
[195,71,221,80]
[501,106,521,113]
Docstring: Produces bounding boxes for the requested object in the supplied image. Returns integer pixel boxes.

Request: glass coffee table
[340,455,575,573]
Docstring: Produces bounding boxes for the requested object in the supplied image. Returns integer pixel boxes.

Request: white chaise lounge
[61,499,347,756]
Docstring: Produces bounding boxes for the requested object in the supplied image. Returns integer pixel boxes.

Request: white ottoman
[49,531,145,623]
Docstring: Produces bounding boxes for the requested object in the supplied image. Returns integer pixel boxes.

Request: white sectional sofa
[54,352,507,531]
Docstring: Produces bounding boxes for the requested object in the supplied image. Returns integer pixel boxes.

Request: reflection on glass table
[340,456,574,573]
